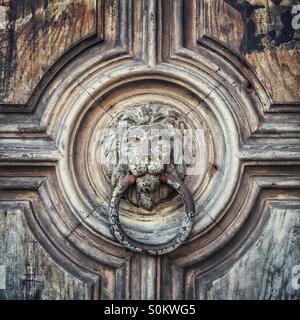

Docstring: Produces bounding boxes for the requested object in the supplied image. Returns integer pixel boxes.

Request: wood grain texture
[198,0,244,53]
[0,0,96,104]
[246,47,300,102]
[0,208,89,300]
[195,207,300,300]
[198,0,300,103]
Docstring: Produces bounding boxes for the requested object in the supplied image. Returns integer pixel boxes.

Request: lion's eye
[128,136,141,144]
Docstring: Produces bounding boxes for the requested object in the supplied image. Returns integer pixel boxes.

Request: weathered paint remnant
[225,0,300,54]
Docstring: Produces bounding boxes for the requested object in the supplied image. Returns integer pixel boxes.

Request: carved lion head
[101,103,189,211]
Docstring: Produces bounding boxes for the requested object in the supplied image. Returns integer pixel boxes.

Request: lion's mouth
[130,174,160,211]
[124,173,172,211]
[136,174,160,193]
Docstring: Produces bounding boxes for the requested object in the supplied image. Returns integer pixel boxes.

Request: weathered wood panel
[199,0,300,103]
[0,0,96,104]
[0,208,89,299]
[195,208,300,300]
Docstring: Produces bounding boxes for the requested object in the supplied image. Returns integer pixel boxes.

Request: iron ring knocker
[109,173,195,255]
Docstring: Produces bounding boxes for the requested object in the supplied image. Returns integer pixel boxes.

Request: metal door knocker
[109,173,195,255]
[102,103,196,255]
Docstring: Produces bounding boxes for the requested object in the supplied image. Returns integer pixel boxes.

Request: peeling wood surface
[0,0,96,104]
[200,0,300,103]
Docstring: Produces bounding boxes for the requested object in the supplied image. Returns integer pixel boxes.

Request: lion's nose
[128,161,148,176]
[148,161,165,175]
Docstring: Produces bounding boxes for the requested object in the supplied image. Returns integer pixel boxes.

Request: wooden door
[0,0,300,300]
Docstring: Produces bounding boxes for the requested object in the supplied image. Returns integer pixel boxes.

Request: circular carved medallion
[55,72,240,251]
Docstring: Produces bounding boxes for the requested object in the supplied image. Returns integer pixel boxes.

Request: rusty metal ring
[108,173,195,255]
